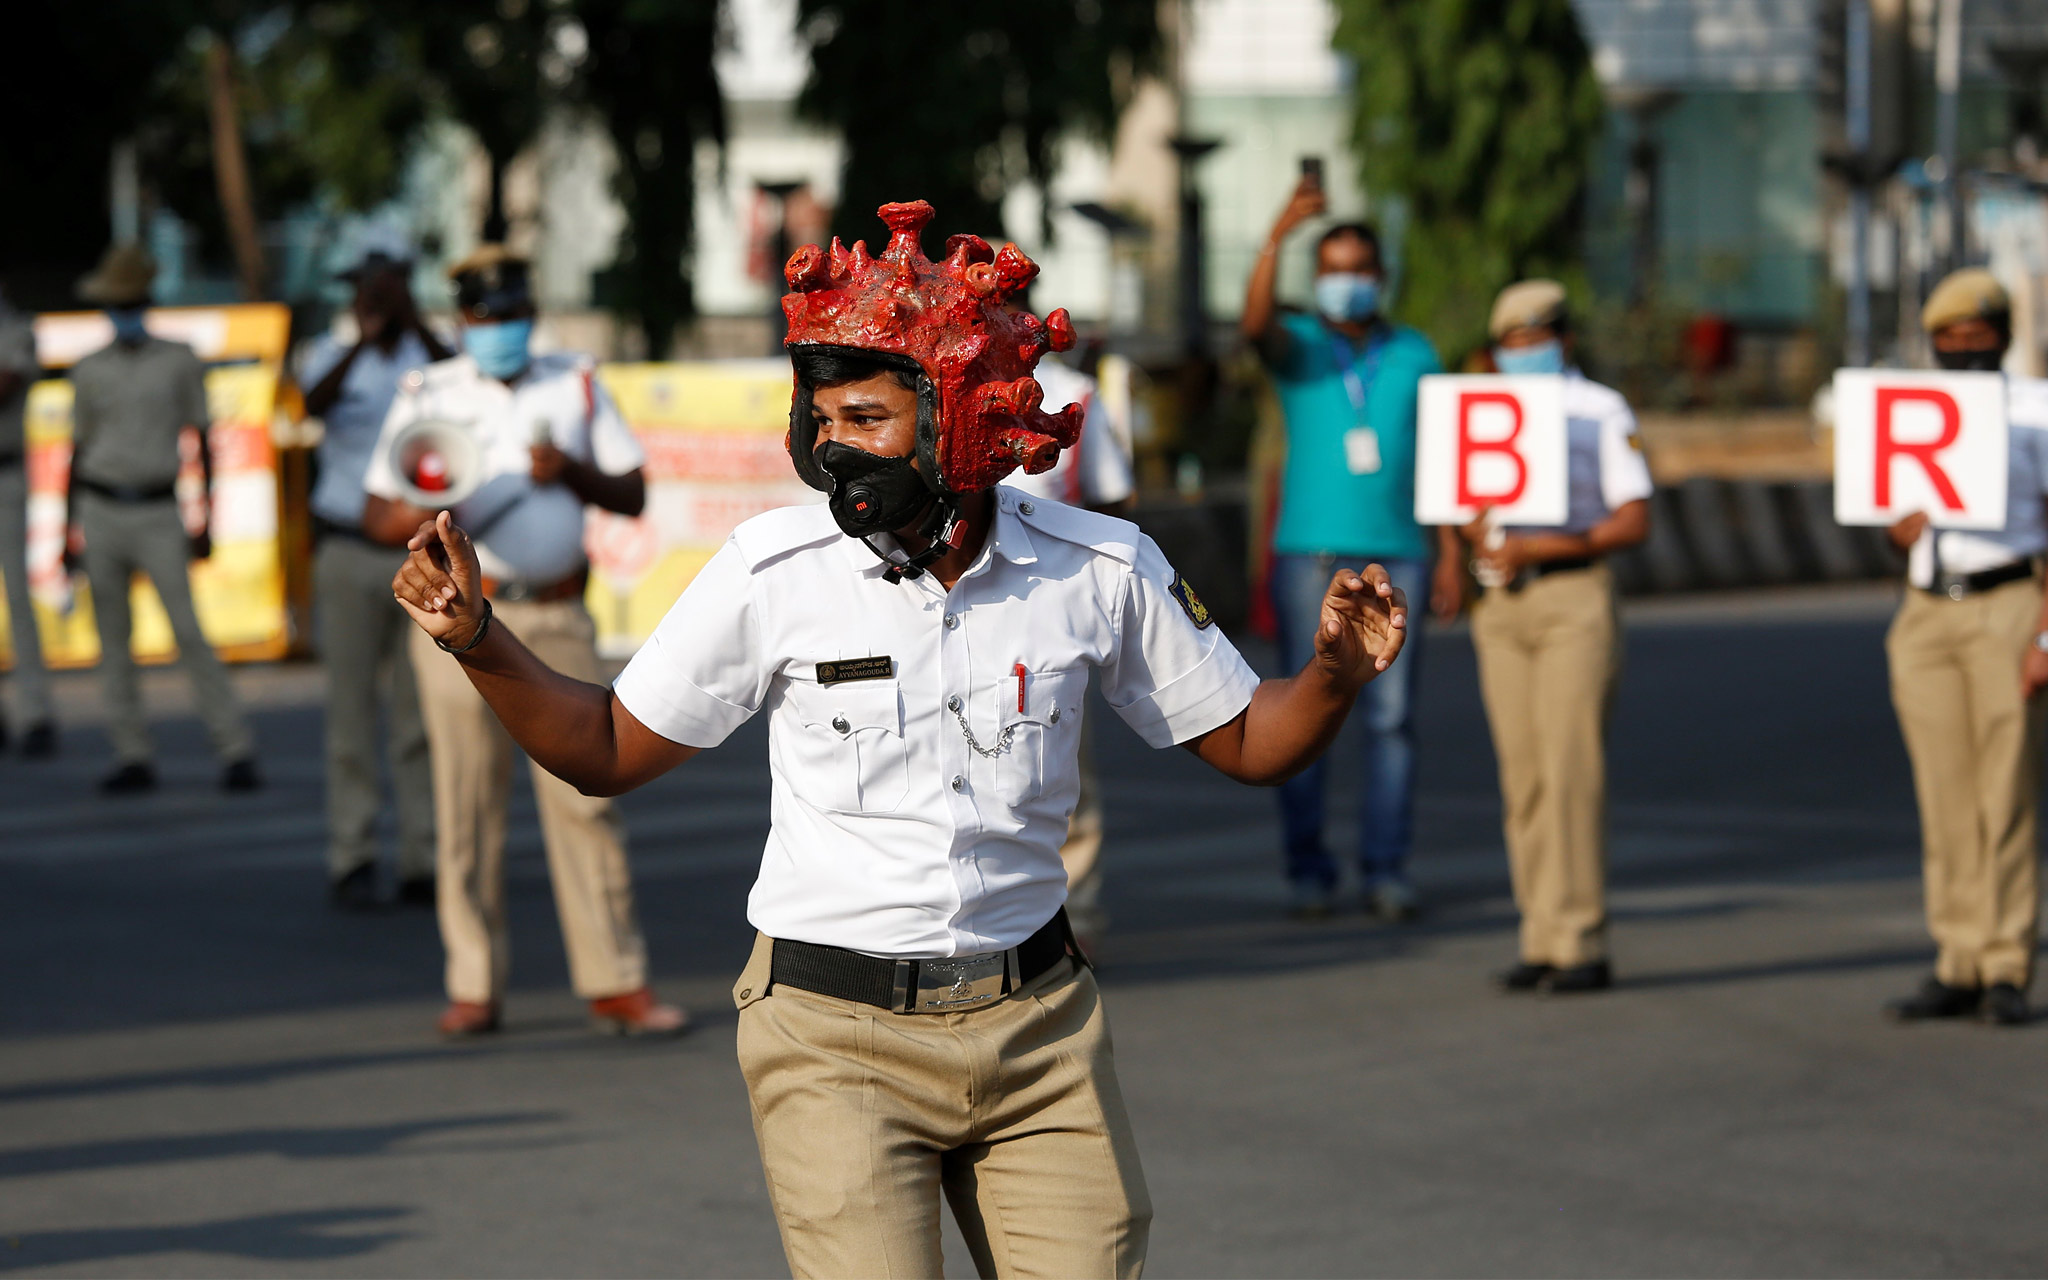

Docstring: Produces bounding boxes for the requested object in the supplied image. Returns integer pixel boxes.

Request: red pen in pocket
[1014,663,1027,714]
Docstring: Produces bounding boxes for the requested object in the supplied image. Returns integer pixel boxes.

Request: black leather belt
[1921,559,2037,600]
[313,517,374,544]
[76,476,177,504]
[1531,556,1596,578]
[770,909,1077,1014]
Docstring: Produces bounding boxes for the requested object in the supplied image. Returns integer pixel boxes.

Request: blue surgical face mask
[108,308,149,344]
[1493,337,1566,376]
[464,318,534,379]
[1313,273,1381,323]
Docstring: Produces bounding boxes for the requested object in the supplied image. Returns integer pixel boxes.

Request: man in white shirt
[299,235,450,910]
[1436,279,1653,996]
[1001,343,1136,950]
[386,201,1408,1278]
[362,246,684,1039]
[1881,268,2048,1028]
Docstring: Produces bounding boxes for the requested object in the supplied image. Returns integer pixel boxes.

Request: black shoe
[329,863,380,912]
[396,875,437,909]
[221,758,262,792]
[1495,961,1553,992]
[1545,960,1614,994]
[1886,976,1982,1021]
[1984,982,2030,1027]
[99,761,158,794]
[20,721,56,758]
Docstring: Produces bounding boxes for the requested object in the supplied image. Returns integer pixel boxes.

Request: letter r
[1874,387,1965,511]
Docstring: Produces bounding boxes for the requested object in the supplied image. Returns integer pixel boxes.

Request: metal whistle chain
[953,705,1017,759]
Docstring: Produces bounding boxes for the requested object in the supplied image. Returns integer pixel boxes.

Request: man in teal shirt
[1243,176,1442,919]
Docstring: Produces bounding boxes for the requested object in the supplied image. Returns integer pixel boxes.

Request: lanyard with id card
[1331,330,1387,475]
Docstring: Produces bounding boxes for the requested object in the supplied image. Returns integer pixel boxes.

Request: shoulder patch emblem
[1627,433,1644,452]
[1168,573,1213,630]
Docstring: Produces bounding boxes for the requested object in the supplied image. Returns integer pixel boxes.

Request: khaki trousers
[1470,565,1620,967]
[316,536,434,880]
[733,936,1151,1279]
[77,491,252,764]
[409,599,647,1003]
[1061,724,1107,942]
[1886,580,2045,989]
[0,461,53,725]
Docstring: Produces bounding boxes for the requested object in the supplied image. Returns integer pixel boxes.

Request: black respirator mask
[814,441,962,582]
[1934,348,2005,373]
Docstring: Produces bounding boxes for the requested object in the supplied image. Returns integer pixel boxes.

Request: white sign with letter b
[1413,374,1569,527]
[1832,370,2007,530]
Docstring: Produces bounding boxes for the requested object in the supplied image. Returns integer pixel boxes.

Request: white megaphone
[387,418,486,509]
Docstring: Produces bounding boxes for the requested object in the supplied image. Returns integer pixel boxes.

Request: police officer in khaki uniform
[1883,268,2048,1028]
[67,244,259,794]
[386,201,1410,1278]
[362,247,683,1038]
[1437,280,1652,994]
[300,233,450,910]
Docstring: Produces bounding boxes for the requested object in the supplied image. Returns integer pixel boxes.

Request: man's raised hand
[1313,565,1408,691]
[393,510,486,647]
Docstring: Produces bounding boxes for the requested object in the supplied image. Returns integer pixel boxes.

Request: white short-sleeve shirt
[612,488,1261,958]
[1506,372,1654,535]
[363,351,645,583]
[1906,375,2048,586]
[1005,358,1136,508]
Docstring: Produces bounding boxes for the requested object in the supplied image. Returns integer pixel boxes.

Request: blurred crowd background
[5,0,2047,503]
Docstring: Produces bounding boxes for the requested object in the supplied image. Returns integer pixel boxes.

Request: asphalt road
[3,583,2044,1278]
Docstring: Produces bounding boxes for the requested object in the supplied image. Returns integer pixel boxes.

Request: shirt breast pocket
[791,680,911,815]
[994,667,1089,809]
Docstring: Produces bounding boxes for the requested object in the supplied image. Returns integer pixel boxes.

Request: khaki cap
[1921,267,2009,334]
[1489,279,1568,340]
[77,242,158,307]
[445,243,527,281]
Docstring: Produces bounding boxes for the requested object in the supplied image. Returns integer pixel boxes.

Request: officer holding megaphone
[361,246,685,1040]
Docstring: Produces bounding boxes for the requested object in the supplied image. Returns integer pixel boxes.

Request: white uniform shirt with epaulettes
[362,351,645,584]
[1503,371,1654,535]
[612,488,1261,958]
[1905,375,2048,588]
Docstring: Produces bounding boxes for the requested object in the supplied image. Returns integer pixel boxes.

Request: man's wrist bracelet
[436,598,494,655]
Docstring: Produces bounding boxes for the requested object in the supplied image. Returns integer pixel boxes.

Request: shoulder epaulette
[731,502,841,571]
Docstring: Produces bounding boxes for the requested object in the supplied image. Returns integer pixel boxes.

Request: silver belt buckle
[903,952,1011,1014]
[1938,573,1968,601]
[495,579,535,602]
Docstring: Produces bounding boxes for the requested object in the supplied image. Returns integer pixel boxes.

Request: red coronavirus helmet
[782,199,1083,497]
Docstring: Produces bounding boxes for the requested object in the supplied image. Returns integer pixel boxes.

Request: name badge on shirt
[816,656,894,686]
[1344,427,1382,476]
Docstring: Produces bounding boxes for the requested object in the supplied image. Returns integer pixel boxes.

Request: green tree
[1331,0,1605,362]
[574,0,726,356]
[797,0,1159,248]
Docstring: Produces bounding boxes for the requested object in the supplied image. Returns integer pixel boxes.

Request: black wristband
[435,598,494,655]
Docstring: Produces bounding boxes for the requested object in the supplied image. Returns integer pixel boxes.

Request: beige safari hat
[1489,279,1568,341]
[1920,267,2009,334]
[77,243,158,308]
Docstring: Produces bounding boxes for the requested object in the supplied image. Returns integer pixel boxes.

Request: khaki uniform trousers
[1061,724,1107,943]
[409,598,647,1003]
[0,461,53,726]
[1470,564,1620,967]
[732,936,1151,1279]
[315,535,434,880]
[1886,579,2045,989]
[77,491,253,764]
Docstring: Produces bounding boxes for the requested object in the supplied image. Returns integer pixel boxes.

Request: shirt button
[948,695,962,712]
[944,613,959,629]
[831,716,850,734]
[1050,707,1061,724]
[737,988,752,1000]
[950,775,965,793]
[1019,501,1035,515]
